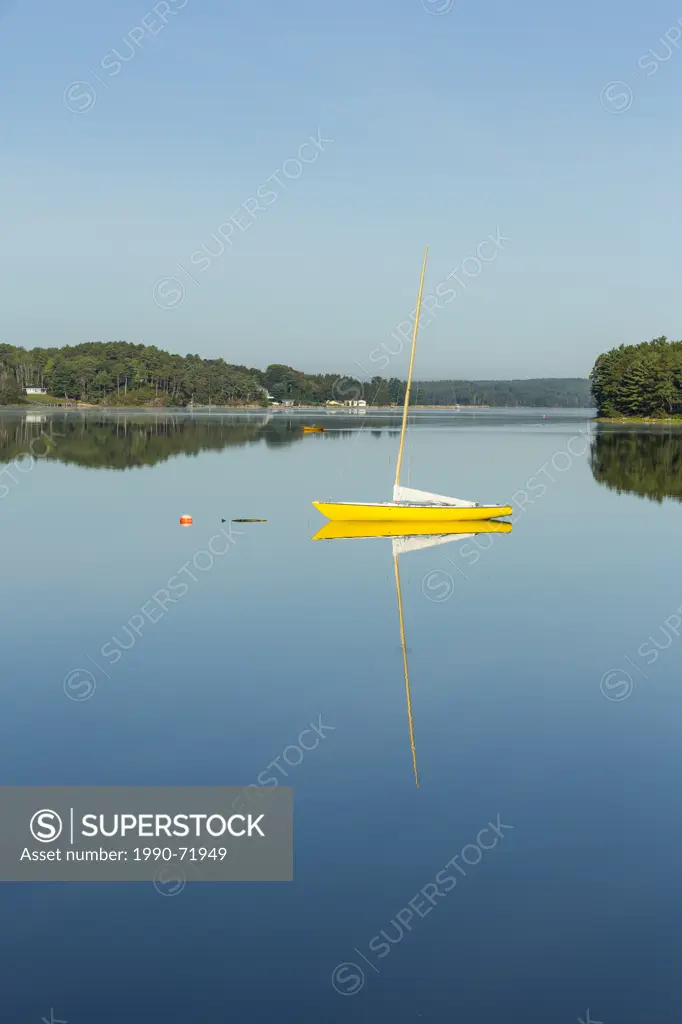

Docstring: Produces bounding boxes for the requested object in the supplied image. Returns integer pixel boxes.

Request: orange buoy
[179,514,193,526]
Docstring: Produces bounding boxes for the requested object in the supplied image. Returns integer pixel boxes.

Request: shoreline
[2,402,498,412]
[596,416,682,423]
[1,402,598,413]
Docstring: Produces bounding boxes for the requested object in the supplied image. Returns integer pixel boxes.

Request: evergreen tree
[590,337,682,417]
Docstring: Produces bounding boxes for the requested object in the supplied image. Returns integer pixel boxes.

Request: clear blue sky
[1,0,680,378]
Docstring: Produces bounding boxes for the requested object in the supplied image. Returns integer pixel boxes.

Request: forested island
[0,340,592,408]
[590,337,682,419]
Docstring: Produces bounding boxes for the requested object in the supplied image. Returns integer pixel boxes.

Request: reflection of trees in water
[590,428,682,503]
[0,413,398,469]
[0,413,302,468]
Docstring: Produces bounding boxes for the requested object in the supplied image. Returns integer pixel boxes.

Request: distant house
[24,386,47,395]
[343,399,367,408]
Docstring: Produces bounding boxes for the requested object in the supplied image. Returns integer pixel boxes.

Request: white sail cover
[391,533,473,556]
[393,485,477,507]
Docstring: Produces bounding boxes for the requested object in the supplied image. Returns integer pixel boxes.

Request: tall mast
[394,247,429,493]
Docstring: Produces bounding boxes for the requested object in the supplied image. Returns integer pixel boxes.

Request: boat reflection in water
[312,519,512,787]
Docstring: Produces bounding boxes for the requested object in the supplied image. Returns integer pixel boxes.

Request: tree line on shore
[413,377,591,407]
[590,337,682,417]
[0,340,592,408]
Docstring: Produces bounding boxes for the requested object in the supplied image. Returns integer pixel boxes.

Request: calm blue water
[1,408,681,1023]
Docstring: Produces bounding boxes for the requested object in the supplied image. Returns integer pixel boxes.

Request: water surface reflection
[590,427,682,503]
[313,519,513,788]
[0,412,399,469]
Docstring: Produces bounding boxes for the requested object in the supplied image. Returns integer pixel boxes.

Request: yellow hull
[313,519,512,541]
[312,501,513,522]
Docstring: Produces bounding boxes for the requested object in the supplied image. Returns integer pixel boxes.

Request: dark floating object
[232,518,267,523]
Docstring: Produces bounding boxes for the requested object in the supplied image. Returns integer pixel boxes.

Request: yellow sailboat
[313,248,512,523]
[313,519,513,785]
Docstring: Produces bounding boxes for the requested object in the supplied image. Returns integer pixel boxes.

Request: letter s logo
[63,82,97,114]
[30,809,63,843]
[332,376,364,403]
